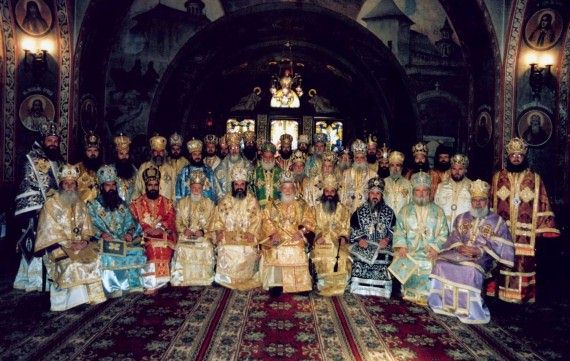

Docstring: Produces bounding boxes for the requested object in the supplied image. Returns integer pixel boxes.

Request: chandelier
[270,42,303,108]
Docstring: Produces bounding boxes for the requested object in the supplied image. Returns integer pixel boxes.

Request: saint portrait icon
[19,94,55,132]
[15,0,53,36]
[517,109,552,147]
[524,9,563,51]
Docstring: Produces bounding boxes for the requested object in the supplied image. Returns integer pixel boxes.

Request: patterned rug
[0,284,553,361]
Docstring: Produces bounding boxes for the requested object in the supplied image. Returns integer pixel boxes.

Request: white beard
[353,162,367,171]
[190,193,202,202]
[281,194,296,204]
[261,159,275,171]
[59,189,80,207]
[470,207,489,219]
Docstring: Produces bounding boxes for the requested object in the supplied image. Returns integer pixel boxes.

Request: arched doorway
[149,3,418,151]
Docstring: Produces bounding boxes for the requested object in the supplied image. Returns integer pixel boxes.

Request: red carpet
[0,284,550,360]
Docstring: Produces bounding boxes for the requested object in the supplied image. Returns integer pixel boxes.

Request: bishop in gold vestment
[340,139,376,214]
[76,131,102,203]
[35,164,106,311]
[311,174,351,296]
[173,170,216,286]
[209,166,262,290]
[260,171,316,294]
[135,135,176,201]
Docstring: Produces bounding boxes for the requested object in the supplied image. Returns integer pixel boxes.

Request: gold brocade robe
[340,166,376,214]
[76,162,98,203]
[384,176,412,216]
[276,155,292,172]
[260,199,316,293]
[489,169,559,304]
[209,193,262,290]
[173,196,215,286]
[135,161,177,201]
[35,193,105,306]
[312,202,351,296]
[168,157,189,178]
[434,178,472,230]
[204,155,221,171]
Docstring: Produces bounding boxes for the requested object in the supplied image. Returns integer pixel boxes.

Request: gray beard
[261,160,275,171]
[281,194,296,203]
[338,162,350,172]
[389,169,402,180]
[229,154,241,162]
[322,199,338,214]
[59,189,80,208]
[353,162,367,171]
[470,207,489,219]
[190,194,202,202]
[413,195,429,206]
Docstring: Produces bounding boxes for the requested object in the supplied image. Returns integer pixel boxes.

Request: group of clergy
[12,121,559,325]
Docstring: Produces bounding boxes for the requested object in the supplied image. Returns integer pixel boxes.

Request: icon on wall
[15,0,53,37]
[475,110,492,147]
[517,107,553,147]
[19,94,55,132]
[523,8,563,51]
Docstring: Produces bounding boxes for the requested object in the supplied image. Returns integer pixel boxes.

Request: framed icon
[475,110,492,147]
[19,94,55,132]
[15,0,53,37]
[517,108,552,147]
[523,8,563,51]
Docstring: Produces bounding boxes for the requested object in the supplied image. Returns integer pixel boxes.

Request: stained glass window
[226,118,255,134]
[315,120,343,151]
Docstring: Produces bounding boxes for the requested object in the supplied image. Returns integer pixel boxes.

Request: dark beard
[43,145,62,162]
[506,159,529,173]
[367,199,384,212]
[320,194,339,214]
[451,173,465,182]
[189,158,205,167]
[279,149,292,159]
[377,167,390,178]
[367,153,377,164]
[146,189,159,200]
[169,153,182,160]
[232,188,247,199]
[412,162,430,173]
[434,160,451,172]
[115,158,136,179]
[83,155,102,172]
[243,146,257,161]
[152,156,164,166]
[101,189,122,211]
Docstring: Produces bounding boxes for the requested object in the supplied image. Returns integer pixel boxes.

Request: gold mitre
[230,166,248,182]
[388,150,405,165]
[114,133,131,152]
[378,143,391,160]
[279,170,296,185]
[143,166,161,183]
[322,150,338,164]
[84,130,101,150]
[411,142,428,155]
[149,134,167,151]
[189,170,207,185]
[451,153,469,167]
[351,139,367,154]
[298,134,310,145]
[59,163,80,182]
[243,130,256,144]
[226,132,242,147]
[291,150,306,164]
[280,133,293,147]
[367,134,378,147]
[506,137,528,155]
[203,134,218,145]
[186,138,203,153]
[322,174,339,190]
[470,179,490,198]
[410,171,431,189]
[367,177,385,192]
[169,132,183,147]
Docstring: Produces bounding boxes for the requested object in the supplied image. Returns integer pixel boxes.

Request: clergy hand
[339,237,347,246]
[271,233,281,246]
[102,233,112,242]
[378,238,389,249]
[358,239,368,248]
[184,228,193,238]
[146,228,162,237]
[216,230,225,241]
[244,232,255,242]
[71,240,88,251]
[427,247,438,261]
[395,247,407,258]
[124,233,133,242]
[458,245,481,257]
[316,237,325,245]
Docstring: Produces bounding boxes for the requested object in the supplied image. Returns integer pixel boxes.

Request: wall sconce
[21,37,53,78]
[526,53,554,100]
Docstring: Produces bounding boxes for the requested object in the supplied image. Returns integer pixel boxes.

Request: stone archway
[149,3,418,150]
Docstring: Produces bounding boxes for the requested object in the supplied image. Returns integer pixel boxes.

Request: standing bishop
[383,150,412,215]
[434,154,472,230]
[167,132,189,176]
[176,138,219,203]
[112,134,138,204]
[252,141,282,208]
[203,134,222,171]
[135,134,177,201]
[340,139,376,214]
